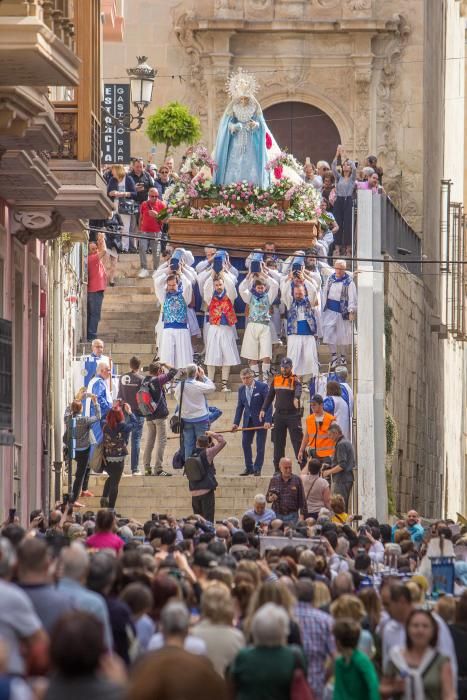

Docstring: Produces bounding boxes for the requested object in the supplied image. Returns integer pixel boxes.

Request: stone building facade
[104,0,467,518]
[104,0,451,235]
[0,0,111,523]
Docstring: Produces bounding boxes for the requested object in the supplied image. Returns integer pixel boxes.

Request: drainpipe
[52,240,63,503]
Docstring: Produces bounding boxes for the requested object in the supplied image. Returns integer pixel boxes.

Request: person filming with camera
[185,430,226,523]
[139,361,177,477]
[174,363,215,460]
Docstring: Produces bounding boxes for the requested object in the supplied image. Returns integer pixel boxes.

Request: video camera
[213,249,227,273]
[250,251,264,274]
[169,248,184,272]
[292,256,305,277]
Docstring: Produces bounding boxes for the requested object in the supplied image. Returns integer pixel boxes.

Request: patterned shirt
[294,602,336,700]
[266,473,307,516]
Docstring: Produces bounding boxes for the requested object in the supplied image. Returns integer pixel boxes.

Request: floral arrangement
[189,144,217,171]
[265,151,304,178]
[163,176,322,226]
[163,141,320,225]
[188,203,287,225]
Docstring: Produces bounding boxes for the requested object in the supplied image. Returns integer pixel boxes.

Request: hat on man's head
[280,357,293,369]
[311,394,323,404]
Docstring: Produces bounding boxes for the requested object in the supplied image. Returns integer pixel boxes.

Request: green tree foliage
[146,102,202,159]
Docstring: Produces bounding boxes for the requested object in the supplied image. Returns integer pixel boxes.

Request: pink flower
[266,133,273,150]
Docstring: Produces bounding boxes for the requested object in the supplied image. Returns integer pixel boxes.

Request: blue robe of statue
[214,104,270,188]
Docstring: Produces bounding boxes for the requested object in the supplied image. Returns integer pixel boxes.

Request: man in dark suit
[232,367,272,476]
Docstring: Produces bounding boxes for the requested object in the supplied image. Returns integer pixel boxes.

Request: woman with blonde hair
[330,494,349,525]
[244,581,302,645]
[330,594,375,657]
[192,583,245,676]
[313,580,331,610]
[107,163,137,252]
[358,587,382,635]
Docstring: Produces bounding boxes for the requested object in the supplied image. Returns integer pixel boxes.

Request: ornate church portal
[263,102,341,166]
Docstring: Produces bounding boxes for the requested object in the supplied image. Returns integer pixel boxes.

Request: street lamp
[102,56,157,132]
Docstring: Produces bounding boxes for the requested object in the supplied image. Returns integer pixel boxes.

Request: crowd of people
[86,146,385,349]
[76,145,387,517]
[0,504,465,700]
[67,335,356,519]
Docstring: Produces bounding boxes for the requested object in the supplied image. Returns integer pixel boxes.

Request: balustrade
[0,1,75,50]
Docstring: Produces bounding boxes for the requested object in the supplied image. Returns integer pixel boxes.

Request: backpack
[184,453,207,482]
[136,378,163,417]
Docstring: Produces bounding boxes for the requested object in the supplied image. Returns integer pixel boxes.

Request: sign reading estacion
[102,84,131,164]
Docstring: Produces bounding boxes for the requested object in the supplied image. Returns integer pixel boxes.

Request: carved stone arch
[259,90,354,154]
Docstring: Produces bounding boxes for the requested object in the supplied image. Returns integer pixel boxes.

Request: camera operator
[321,422,355,511]
[142,362,177,477]
[187,431,226,523]
[174,364,215,460]
[117,356,144,475]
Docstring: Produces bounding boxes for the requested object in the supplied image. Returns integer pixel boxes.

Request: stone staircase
[80,254,332,521]
[82,254,274,520]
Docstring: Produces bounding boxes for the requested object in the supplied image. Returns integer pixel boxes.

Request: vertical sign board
[102,84,131,165]
[0,318,13,444]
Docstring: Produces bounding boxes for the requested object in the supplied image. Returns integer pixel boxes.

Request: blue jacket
[391,522,425,545]
[234,380,272,428]
[106,174,137,200]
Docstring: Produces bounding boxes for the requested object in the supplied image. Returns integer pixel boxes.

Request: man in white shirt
[239,270,279,381]
[154,268,194,369]
[321,259,357,369]
[174,363,215,459]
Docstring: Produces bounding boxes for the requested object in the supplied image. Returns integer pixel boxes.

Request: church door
[263,101,341,166]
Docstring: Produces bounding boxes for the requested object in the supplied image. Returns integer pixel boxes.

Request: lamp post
[102,56,156,131]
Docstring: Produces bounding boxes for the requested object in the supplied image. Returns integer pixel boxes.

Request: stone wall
[385,262,445,517]
[385,260,467,520]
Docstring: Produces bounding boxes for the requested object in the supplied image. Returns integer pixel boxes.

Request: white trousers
[205,324,240,366]
[159,327,193,368]
[241,322,272,360]
[322,310,352,346]
[287,334,319,377]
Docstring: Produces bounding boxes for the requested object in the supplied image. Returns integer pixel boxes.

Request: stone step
[106,342,156,354]
[111,353,156,366]
[84,474,273,520]
[101,310,159,322]
[99,317,158,330]
[102,296,157,308]
[99,332,156,343]
[113,278,154,289]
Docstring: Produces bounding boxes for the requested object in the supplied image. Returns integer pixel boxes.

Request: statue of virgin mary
[213,68,270,188]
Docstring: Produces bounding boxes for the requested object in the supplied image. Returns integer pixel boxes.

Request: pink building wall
[0,200,47,525]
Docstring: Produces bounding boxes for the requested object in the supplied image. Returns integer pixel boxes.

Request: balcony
[0,86,62,153]
[49,101,112,221]
[0,0,80,86]
[102,0,124,42]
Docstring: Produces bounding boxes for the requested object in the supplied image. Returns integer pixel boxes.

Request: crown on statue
[226,67,258,100]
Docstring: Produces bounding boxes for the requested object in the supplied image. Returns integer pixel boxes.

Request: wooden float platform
[167,218,318,254]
